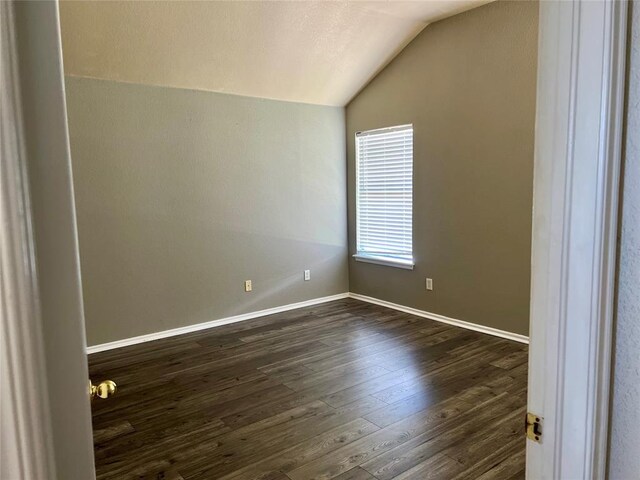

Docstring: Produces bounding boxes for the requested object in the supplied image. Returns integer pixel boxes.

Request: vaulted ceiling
[59,1,492,106]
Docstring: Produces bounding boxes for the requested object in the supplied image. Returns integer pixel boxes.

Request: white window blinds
[355,124,414,268]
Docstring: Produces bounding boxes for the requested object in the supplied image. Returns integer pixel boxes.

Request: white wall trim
[349,293,529,344]
[87,291,529,354]
[87,293,350,354]
[526,1,627,479]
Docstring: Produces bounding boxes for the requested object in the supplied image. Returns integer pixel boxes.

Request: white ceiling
[59,1,493,106]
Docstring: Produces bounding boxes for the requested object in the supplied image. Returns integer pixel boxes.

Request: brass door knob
[89,380,117,400]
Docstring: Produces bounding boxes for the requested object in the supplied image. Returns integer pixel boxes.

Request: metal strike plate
[525,412,543,442]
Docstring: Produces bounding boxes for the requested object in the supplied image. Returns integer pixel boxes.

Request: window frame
[353,124,414,270]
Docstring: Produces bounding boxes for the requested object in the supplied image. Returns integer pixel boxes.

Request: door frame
[526,0,628,478]
[0,1,629,479]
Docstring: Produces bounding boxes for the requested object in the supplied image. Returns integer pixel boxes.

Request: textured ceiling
[59,1,493,106]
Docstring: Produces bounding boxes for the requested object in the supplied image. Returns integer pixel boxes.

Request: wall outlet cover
[304,270,311,281]
[244,280,252,292]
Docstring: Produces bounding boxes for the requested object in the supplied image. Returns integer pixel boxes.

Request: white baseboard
[86,292,350,354]
[87,290,528,354]
[348,293,529,344]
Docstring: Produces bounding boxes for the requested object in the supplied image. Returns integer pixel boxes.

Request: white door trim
[0,1,56,478]
[526,1,627,478]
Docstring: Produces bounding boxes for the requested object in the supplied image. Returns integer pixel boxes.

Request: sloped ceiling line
[59,0,493,107]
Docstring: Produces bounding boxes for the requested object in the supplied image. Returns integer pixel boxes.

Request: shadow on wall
[64,76,348,346]
[346,0,538,337]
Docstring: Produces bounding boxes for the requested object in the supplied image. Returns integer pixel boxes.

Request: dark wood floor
[89,298,528,480]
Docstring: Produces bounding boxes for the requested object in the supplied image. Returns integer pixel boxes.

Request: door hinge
[525,412,543,443]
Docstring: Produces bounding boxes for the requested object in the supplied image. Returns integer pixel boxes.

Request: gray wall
[346,0,538,336]
[608,2,640,477]
[65,77,348,346]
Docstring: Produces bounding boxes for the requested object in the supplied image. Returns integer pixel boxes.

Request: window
[355,124,414,269]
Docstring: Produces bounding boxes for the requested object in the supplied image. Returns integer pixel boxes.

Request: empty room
[6,1,638,479]
[59,1,536,478]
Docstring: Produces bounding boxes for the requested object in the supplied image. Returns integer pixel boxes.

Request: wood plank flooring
[88,298,528,480]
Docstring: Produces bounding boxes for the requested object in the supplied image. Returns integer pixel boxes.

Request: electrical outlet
[244,280,252,292]
[426,278,433,291]
[304,270,311,281]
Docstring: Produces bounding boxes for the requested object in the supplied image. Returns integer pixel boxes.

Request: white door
[1,1,96,478]
[526,1,627,478]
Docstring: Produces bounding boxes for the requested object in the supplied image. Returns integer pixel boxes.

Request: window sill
[353,254,414,270]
